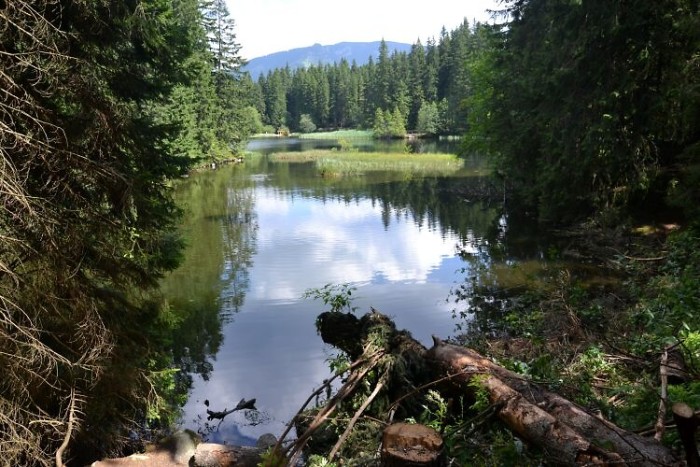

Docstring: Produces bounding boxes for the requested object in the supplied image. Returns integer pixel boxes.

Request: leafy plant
[257,447,286,467]
[303,283,358,314]
[418,390,450,431]
[468,375,492,412]
[307,455,338,467]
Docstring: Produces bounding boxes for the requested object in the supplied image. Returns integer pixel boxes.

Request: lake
[160,137,543,445]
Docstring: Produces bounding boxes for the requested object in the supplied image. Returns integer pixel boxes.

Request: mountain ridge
[243,41,412,79]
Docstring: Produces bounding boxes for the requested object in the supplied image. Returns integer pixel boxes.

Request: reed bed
[270,150,462,176]
[297,130,373,139]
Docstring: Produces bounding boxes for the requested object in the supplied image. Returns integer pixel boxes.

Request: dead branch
[206,398,257,421]
[286,350,385,465]
[273,350,384,456]
[655,349,669,441]
[55,389,79,467]
[329,371,388,460]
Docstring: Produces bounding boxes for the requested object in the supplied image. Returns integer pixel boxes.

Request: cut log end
[673,402,696,420]
[381,423,444,467]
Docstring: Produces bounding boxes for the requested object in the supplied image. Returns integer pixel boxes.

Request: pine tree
[200,0,244,76]
[199,0,253,156]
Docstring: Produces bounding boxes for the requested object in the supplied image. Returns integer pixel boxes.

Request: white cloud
[250,191,460,301]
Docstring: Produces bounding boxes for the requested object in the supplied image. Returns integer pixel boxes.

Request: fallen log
[193,443,266,467]
[426,337,679,466]
[91,431,273,467]
[308,310,681,465]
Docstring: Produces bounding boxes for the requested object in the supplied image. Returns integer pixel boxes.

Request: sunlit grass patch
[269,149,462,176]
[269,150,325,162]
[298,130,373,140]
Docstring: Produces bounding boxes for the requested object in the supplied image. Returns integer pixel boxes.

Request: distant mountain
[243,41,412,79]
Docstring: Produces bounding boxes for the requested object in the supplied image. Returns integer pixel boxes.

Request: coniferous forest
[0,0,252,464]
[1,0,700,465]
[252,26,478,137]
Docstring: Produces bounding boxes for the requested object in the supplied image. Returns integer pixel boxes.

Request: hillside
[244,41,412,79]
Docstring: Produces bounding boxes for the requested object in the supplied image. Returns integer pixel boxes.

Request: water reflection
[247,135,461,156]
[161,140,511,445]
[160,170,257,390]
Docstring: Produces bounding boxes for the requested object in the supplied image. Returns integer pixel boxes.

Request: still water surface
[160,137,523,445]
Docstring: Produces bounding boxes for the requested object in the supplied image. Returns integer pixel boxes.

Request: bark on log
[93,441,268,467]
[381,423,444,467]
[666,347,689,384]
[193,443,266,467]
[426,338,679,466]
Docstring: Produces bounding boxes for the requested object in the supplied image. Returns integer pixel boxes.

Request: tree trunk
[426,338,679,466]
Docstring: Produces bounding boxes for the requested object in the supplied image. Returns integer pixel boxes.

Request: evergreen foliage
[255,23,487,135]
[464,0,700,223]
[0,0,251,464]
[372,108,407,139]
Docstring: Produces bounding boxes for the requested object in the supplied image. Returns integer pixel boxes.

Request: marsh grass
[270,149,462,176]
[298,130,373,139]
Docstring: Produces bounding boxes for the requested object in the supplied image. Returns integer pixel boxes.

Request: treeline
[0,1,251,465]
[253,21,487,137]
[465,0,700,224]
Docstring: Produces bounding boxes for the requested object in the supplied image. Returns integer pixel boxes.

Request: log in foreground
[193,443,265,467]
[92,431,272,467]
[315,311,681,465]
[427,337,679,466]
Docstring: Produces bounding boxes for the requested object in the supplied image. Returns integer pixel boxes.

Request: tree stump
[380,423,444,467]
[672,402,700,467]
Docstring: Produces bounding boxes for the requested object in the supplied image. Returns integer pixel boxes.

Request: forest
[251,26,479,137]
[1,0,699,465]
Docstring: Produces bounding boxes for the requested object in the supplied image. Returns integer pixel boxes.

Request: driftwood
[427,337,679,466]
[206,397,257,421]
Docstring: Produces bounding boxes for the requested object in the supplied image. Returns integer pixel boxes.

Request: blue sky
[226,0,503,59]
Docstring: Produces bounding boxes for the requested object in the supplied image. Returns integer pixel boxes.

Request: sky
[226,0,503,60]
